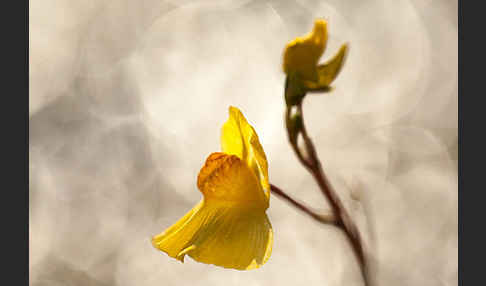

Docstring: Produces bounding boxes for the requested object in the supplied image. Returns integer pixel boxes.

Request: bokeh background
[29,0,458,285]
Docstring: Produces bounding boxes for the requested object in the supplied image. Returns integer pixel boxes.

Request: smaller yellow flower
[283,19,348,91]
[152,107,273,270]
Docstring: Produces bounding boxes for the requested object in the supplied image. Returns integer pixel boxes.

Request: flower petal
[283,19,328,81]
[220,106,270,198]
[152,200,204,261]
[197,152,268,208]
[303,43,348,90]
[152,200,273,270]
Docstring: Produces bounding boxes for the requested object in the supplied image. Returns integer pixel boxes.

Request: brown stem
[286,102,369,285]
[309,164,367,280]
[270,184,336,224]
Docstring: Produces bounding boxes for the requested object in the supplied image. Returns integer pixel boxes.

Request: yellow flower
[152,106,273,270]
[283,19,348,90]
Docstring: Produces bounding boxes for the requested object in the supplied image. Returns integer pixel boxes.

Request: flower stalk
[271,99,369,286]
[270,18,370,286]
[293,101,367,281]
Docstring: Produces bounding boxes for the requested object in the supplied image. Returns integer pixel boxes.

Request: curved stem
[285,101,369,286]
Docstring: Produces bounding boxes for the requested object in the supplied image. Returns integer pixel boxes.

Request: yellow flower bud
[283,19,348,91]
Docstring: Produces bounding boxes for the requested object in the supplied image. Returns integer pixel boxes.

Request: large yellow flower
[152,106,273,270]
[283,19,348,91]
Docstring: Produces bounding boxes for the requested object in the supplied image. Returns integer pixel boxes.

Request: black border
[4,0,29,284]
[459,0,479,285]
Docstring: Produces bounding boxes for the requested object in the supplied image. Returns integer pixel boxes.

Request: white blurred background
[29,0,457,285]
